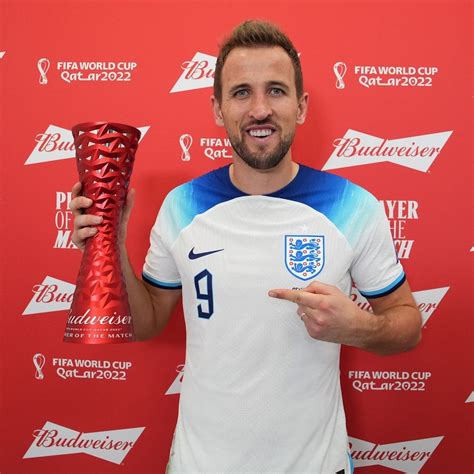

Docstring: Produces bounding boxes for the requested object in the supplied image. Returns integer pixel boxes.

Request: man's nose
[249,93,272,121]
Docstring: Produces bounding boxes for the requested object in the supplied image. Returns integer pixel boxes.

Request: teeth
[249,129,272,137]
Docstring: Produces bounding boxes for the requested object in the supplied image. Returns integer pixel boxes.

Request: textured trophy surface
[64,122,141,344]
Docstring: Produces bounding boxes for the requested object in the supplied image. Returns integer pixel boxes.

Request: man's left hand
[269,281,366,346]
[269,280,422,355]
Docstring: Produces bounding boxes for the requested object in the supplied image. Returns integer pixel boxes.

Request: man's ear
[296,92,309,125]
[211,95,224,126]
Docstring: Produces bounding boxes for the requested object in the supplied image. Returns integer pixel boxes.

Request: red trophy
[64,122,141,344]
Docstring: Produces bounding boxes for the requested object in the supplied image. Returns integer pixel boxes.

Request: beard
[228,129,295,170]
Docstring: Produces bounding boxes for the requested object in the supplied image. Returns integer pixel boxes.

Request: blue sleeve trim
[348,451,354,474]
[359,271,406,299]
[142,272,182,290]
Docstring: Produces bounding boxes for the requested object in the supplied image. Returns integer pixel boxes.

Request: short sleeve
[350,203,405,298]
[142,193,182,290]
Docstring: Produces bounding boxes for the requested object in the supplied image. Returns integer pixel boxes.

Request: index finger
[71,181,82,199]
[268,288,324,309]
[69,182,93,215]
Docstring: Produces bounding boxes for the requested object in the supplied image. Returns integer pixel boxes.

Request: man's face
[212,46,308,170]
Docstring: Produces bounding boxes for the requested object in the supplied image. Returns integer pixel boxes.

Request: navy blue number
[194,269,214,319]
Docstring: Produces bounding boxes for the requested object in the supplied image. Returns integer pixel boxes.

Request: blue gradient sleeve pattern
[143,164,404,297]
[272,166,404,297]
[271,165,380,251]
[161,167,243,242]
[142,166,240,288]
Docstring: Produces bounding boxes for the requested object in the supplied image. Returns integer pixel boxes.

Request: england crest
[285,235,325,281]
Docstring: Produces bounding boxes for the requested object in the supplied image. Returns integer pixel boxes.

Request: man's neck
[229,157,299,195]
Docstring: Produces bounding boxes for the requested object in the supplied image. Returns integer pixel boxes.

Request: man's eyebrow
[267,81,290,90]
[228,83,251,95]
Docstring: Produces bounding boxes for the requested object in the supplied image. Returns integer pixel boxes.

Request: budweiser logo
[23,421,144,464]
[351,286,449,325]
[466,391,474,403]
[322,129,452,172]
[66,309,132,326]
[349,436,443,472]
[170,52,216,93]
[165,364,185,395]
[25,124,150,165]
[0,51,6,59]
[410,287,450,324]
[23,276,76,316]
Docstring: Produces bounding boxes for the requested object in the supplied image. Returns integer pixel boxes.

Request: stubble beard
[229,130,295,171]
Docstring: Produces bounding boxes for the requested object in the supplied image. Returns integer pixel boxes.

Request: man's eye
[269,88,284,96]
[233,89,249,98]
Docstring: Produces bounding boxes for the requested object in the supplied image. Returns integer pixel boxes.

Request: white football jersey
[143,164,404,473]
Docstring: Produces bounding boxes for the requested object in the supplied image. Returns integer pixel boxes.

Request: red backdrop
[1,1,472,473]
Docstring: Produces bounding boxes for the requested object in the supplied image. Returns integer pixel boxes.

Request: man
[71,20,421,474]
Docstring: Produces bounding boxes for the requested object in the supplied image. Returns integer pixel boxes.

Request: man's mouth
[245,125,277,139]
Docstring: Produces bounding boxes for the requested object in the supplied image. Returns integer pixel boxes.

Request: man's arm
[70,182,180,341]
[119,248,181,340]
[362,281,421,354]
[268,281,422,356]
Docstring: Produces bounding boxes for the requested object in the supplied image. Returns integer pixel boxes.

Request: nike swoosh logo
[188,247,224,260]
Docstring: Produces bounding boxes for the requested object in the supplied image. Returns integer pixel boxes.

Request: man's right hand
[69,182,135,252]
[70,181,180,340]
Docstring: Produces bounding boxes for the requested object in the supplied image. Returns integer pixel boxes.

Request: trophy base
[63,311,135,344]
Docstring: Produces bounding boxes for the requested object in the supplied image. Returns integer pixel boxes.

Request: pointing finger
[304,281,337,296]
[268,288,325,309]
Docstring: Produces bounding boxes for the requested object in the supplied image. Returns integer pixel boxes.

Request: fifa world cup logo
[333,61,347,89]
[37,58,50,85]
[64,122,140,344]
[179,134,193,161]
[33,354,46,380]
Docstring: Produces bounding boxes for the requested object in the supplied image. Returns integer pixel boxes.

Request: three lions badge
[285,235,325,281]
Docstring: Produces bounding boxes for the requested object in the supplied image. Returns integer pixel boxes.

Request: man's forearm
[119,247,162,340]
[354,305,422,356]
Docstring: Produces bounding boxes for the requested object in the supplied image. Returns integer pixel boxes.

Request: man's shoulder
[296,164,378,203]
[289,164,383,241]
[169,165,231,195]
[161,165,239,219]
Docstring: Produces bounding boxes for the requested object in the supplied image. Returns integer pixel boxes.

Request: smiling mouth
[246,126,277,139]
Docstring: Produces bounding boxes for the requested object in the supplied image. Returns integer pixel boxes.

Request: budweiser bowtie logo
[23,276,76,316]
[166,364,185,395]
[170,52,216,93]
[323,129,452,172]
[25,124,150,165]
[351,286,449,325]
[410,287,450,324]
[23,421,145,464]
[349,436,443,472]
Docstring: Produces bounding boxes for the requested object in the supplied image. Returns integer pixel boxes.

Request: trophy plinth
[64,122,140,344]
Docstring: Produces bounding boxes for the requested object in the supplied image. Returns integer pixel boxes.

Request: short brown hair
[213,20,304,102]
